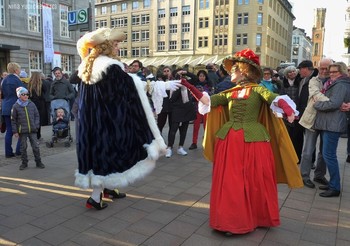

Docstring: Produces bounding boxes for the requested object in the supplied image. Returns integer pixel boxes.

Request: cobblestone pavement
[0,122,349,245]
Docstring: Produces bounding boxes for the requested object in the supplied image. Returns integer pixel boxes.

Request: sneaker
[19,164,28,170]
[165,148,172,158]
[177,147,187,156]
[36,162,45,169]
[189,143,197,150]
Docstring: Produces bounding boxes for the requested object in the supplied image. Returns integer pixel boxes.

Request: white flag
[42,4,54,64]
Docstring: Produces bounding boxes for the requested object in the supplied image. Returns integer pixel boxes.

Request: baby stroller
[46,99,73,148]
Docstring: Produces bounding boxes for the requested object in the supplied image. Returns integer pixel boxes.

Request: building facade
[291,27,312,66]
[95,0,295,69]
[0,0,90,76]
[311,8,326,67]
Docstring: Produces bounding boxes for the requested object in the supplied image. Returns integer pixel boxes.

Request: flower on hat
[222,48,262,77]
[16,87,28,98]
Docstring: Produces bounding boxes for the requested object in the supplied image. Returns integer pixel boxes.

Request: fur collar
[78,55,124,84]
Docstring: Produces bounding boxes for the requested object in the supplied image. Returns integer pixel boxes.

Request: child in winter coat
[11,87,45,170]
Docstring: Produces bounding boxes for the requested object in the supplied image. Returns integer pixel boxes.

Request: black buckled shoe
[319,189,340,197]
[319,185,329,190]
[103,188,126,199]
[303,179,315,188]
[313,177,329,186]
[189,143,197,150]
[86,197,108,210]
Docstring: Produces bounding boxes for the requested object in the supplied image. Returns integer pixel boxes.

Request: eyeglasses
[21,93,29,96]
[329,70,340,74]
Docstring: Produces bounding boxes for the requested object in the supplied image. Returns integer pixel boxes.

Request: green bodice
[211,84,278,142]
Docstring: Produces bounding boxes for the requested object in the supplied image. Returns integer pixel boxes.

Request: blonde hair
[7,62,21,74]
[28,72,43,97]
[236,62,261,83]
[56,108,65,115]
[81,40,119,82]
[329,62,348,76]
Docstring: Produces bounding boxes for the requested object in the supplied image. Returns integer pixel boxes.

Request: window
[199,18,208,28]
[132,15,140,25]
[158,41,165,51]
[224,15,229,25]
[293,36,300,45]
[243,33,248,44]
[237,13,242,25]
[111,18,116,28]
[238,0,243,5]
[141,14,150,24]
[132,1,138,10]
[144,0,151,8]
[256,33,262,46]
[119,48,127,57]
[0,0,4,26]
[101,6,107,14]
[158,25,165,34]
[257,13,263,25]
[245,0,249,4]
[170,7,178,17]
[198,37,208,47]
[169,41,177,50]
[95,21,99,29]
[258,0,264,3]
[243,13,248,24]
[141,47,149,56]
[100,20,107,27]
[121,3,127,12]
[141,30,149,41]
[199,0,210,9]
[94,8,97,16]
[132,48,140,57]
[182,23,190,32]
[169,24,177,34]
[28,0,41,32]
[61,54,73,75]
[214,35,227,46]
[158,9,165,18]
[29,51,42,71]
[182,5,190,15]
[132,31,140,41]
[111,5,117,13]
[182,40,190,49]
[115,17,128,27]
[60,5,70,37]
[236,34,241,45]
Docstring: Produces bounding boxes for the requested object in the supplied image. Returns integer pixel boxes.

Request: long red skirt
[209,129,280,234]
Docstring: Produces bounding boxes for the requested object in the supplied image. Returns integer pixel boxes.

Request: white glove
[164,80,181,91]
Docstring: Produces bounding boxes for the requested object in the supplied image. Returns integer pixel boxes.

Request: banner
[42,4,54,64]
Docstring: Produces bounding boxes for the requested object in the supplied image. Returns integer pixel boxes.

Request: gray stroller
[46,99,73,148]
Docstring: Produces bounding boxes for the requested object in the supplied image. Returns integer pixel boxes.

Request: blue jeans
[4,115,20,156]
[322,131,341,191]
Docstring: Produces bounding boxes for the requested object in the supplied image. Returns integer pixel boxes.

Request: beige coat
[299,76,329,129]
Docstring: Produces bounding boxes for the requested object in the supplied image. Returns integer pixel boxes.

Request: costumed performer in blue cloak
[75,28,168,210]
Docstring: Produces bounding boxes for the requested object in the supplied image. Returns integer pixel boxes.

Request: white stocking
[91,188,103,202]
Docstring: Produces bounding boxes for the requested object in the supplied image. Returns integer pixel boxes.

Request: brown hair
[28,71,43,96]
[236,62,261,83]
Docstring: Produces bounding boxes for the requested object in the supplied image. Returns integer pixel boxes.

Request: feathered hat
[222,48,262,77]
[77,28,126,59]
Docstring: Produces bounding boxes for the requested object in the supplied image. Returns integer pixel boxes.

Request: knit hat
[16,87,28,98]
[19,70,28,78]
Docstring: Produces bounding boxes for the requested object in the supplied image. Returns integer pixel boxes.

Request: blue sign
[68,11,77,25]
[68,9,88,26]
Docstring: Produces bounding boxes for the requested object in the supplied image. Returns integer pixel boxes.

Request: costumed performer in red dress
[180,48,303,234]
[75,28,167,210]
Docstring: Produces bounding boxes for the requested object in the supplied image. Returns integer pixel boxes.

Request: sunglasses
[21,93,29,96]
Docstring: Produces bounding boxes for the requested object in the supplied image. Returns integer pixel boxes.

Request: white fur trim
[78,56,125,84]
[74,157,156,189]
[271,95,299,116]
